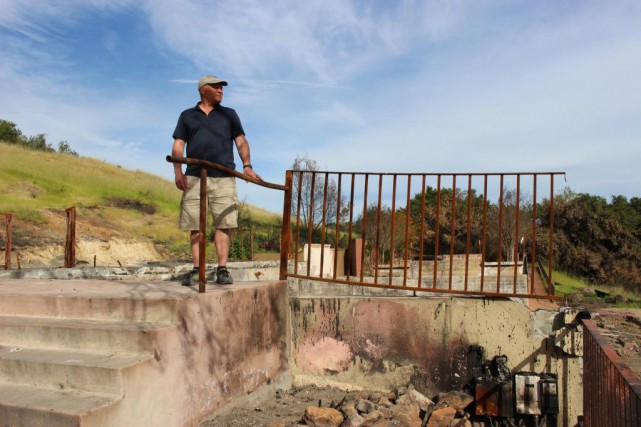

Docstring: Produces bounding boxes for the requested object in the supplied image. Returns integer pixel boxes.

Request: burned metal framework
[582,318,641,426]
[281,170,565,300]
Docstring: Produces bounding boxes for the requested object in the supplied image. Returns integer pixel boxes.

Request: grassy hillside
[0,143,280,260]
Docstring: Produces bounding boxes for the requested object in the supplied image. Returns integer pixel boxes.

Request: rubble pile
[269,386,475,427]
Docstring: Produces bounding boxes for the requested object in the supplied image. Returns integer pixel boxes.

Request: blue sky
[1,0,640,213]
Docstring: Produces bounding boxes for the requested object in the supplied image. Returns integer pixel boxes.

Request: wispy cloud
[1,0,641,212]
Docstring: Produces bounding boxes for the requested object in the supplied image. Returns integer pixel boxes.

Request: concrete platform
[0,278,290,427]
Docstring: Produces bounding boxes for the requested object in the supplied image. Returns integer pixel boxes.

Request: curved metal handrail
[166,156,288,191]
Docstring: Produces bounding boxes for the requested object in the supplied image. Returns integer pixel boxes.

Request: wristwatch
[243,164,253,169]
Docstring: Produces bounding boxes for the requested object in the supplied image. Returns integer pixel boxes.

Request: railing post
[280,170,293,280]
[199,167,207,293]
[4,213,12,270]
[65,207,76,268]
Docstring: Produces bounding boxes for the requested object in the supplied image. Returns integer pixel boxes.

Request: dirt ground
[200,385,350,427]
[591,309,641,378]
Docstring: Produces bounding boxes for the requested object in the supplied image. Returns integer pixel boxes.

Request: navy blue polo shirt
[172,103,245,178]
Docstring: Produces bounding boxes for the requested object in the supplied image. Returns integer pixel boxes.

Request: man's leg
[214,228,233,284]
[214,228,232,266]
[190,230,200,267]
[181,230,201,286]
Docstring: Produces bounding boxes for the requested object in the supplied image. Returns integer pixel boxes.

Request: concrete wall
[288,291,583,426]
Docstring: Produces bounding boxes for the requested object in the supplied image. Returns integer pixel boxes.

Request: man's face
[202,83,224,104]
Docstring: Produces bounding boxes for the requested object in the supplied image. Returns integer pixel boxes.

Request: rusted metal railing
[166,156,289,293]
[3,213,11,270]
[581,318,641,426]
[284,170,564,299]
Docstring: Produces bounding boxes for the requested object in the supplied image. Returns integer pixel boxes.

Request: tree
[0,119,23,143]
[58,140,79,156]
[24,133,54,152]
[290,155,347,243]
[538,190,641,290]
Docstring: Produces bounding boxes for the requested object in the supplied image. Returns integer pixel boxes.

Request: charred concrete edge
[0,261,281,281]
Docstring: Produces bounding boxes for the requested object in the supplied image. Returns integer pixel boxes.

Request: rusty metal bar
[548,174,555,294]
[294,172,303,276]
[4,213,12,270]
[346,174,355,280]
[582,318,641,426]
[198,168,207,292]
[374,175,383,283]
[280,170,293,280]
[389,174,397,286]
[531,175,538,295]
[64,207,76,268]
[464,175,472,291]
[360,174,369,282]
[403,175,411,286]
[418,176,426,288]
[306,173,316,276]
[433,175,441,289]
[481,176,488,292]
[496,174,504,292]
[448,176,456,290]
[319,173,329,277]
[333,173,342,280]
[513,175,521,293]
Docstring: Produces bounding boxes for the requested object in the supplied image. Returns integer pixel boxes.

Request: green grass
[552,269,641,308]
[0,143,281,260]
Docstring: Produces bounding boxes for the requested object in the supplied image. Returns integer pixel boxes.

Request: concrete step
[0,315,174,353]
[0,293,181,323]
[0,382,118,427]
[0,345,152,395]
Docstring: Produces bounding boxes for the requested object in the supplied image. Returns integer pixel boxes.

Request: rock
[356,399,378,414]
[450,419,472,427]
[391,404,422,427]
[426,407,457,427]
[434,391,474,411]
[396,389,434,412]
[304,406,344,427]
[361,409,384,426]
[341,405,364,427]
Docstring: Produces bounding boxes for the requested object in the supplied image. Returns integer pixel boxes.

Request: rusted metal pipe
[65,207,76,268]
[199,167,207,292]
[4,213,12,270]
[280,171,293,280]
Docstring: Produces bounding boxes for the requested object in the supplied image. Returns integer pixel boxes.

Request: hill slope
[0,143,279,267]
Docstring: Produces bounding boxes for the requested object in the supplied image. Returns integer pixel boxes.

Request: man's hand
[243,167,263,181]
[175,171,188,191]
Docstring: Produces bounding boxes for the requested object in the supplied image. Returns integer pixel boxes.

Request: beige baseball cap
[198,75,228,88]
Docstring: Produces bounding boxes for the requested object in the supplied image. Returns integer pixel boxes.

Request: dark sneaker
[216,267,233,285]
[181,269,198,286]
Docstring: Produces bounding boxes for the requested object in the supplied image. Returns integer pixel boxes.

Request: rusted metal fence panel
[582,318,641,426]
[285,170,564,299]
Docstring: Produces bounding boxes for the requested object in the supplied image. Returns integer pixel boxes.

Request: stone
[450,419,472,427]
[361,410,384,426]
[341,405,364,427]
[378,396,393,408]
[433,391,474,411]
[426,407,457,427]
[304,406,344,427]
[356,399,378,414]
[396,389,434,412]
[391,404,422,427]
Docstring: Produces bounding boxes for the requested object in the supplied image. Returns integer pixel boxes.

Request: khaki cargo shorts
[179,176,239,230]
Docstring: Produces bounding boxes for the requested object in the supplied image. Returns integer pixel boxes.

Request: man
[172,75,261,286]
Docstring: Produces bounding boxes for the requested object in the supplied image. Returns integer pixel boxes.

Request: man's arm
[172,138,188,191]
[235,134,262,181]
